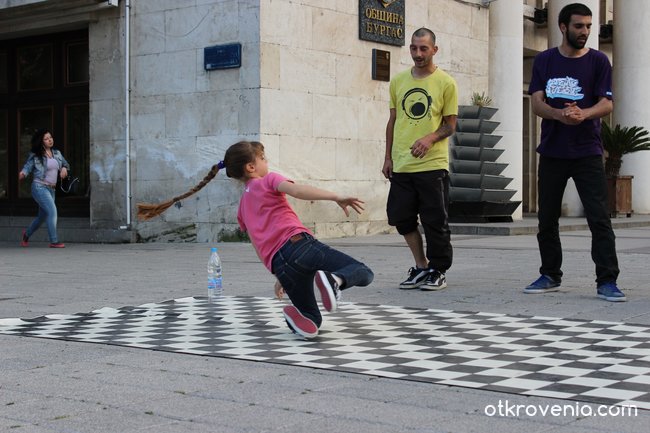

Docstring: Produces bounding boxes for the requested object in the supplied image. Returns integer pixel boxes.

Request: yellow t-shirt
[389,67,458,173]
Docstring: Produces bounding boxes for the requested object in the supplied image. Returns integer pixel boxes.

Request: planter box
[607,175,633,217]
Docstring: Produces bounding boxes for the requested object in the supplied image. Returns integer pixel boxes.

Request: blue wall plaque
[204,43,241,70]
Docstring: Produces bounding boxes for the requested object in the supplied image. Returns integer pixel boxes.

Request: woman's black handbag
[60,174,80,194]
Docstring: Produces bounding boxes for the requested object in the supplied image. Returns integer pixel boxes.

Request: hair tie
[217,160,226,170]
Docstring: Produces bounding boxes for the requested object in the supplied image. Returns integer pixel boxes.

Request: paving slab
[1,221,650,431]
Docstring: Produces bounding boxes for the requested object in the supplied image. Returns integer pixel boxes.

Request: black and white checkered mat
[1,296,649,409]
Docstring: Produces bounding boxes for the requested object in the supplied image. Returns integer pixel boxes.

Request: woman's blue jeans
[272,233,374,327]
[27,182,59,243]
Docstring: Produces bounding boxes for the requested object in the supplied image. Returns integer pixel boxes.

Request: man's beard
[567,31,587,50]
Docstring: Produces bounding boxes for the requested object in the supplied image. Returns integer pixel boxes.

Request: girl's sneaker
[282,305,318,339]
[49,243,65,248]
[21,230,29,247]
[314,270,339,312]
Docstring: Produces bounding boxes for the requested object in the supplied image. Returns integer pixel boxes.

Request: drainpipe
[120,0,132,229]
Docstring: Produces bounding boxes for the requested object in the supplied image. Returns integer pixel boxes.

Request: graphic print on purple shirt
[546,76,583,101]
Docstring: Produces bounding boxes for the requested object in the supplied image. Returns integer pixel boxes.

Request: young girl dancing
[138,141,374,339]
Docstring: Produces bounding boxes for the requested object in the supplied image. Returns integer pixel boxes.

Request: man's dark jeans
[537,155,619,284]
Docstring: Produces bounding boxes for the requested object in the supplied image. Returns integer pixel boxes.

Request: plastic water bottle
[207,247,223,301]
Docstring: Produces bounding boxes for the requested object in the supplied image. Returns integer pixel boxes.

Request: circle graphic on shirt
[401,87,432,121]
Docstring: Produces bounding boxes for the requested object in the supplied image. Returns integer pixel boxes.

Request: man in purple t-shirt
[525,3,625,302]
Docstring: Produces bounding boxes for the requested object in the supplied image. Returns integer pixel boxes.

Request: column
[489,0,523,220]
[613,0,650,212]
[547,0,600,217]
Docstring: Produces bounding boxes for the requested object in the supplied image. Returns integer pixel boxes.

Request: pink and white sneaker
[314,270,340,313]
[282,305,318,339]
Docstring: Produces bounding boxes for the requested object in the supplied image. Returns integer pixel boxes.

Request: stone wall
[257,0,490,238]
[89,1,263,241]
[1,0,494,242]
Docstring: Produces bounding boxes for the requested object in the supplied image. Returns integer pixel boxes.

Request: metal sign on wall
[359,0,405,46]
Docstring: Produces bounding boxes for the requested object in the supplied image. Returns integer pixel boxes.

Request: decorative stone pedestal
[449,105,521,222]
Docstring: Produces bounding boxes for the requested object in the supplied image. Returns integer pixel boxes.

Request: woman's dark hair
[558,3,592,28]
[30,128,52,156]
[137,140,265,220]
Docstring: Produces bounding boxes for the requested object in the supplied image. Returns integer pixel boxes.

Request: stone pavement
[1,218,650,432]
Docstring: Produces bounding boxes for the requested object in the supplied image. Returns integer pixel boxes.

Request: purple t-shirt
[528,48,613,159]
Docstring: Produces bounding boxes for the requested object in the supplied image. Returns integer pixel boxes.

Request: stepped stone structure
[449,105,520,222]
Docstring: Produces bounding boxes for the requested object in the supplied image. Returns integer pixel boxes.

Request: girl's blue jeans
[27,182,59,243]
[272,233,374,327]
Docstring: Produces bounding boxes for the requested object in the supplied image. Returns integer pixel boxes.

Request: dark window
[0,110,6,199]
[17,44,53,91]
[0,51,7,93]
[66,41,89,85]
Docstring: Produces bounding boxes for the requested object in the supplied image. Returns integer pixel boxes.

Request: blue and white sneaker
[523,275,560,294]
[597,282,627,302]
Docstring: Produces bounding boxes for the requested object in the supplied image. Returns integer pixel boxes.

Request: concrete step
[4,215,650,244]
[0,216,134,244]
[450,214,650,235]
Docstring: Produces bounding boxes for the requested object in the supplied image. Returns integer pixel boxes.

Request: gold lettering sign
[359,0,405,46]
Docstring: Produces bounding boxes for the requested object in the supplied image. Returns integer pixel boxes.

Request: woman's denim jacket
[21,149,70,181]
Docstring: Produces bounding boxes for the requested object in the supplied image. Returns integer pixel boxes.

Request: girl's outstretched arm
[277,181,364,217]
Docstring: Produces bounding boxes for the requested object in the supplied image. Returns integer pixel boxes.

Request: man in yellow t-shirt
[382,27,458,291]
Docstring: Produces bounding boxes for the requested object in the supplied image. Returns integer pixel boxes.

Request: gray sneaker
[399,267,431,289]
[421,270,447,291]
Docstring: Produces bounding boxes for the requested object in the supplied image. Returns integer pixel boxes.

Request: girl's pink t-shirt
[237,172,312,272]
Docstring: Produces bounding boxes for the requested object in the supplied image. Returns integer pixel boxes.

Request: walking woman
[18,128,70,248]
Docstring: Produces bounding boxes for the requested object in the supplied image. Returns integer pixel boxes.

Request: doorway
[0,29,89,217]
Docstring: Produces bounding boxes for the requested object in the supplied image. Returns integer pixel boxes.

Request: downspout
[120,0,132,229]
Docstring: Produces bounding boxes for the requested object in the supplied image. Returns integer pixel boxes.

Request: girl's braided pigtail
[136,161,225,221]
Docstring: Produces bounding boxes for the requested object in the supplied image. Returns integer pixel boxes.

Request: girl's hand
[18,172,26,181]
[336,197,365,216]
[274,280,285,300]
[60,167,68,179]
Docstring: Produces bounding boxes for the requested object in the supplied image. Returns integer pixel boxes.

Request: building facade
[0,0,646,243]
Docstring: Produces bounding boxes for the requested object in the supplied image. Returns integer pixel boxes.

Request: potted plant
[470,91,492,107]
[458,91,497,120]
[601,122,650,216]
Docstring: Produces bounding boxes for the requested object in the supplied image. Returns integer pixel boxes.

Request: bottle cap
[211,247,217,252]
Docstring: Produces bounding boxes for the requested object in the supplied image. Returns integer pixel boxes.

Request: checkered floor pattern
[1,295,649,409]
